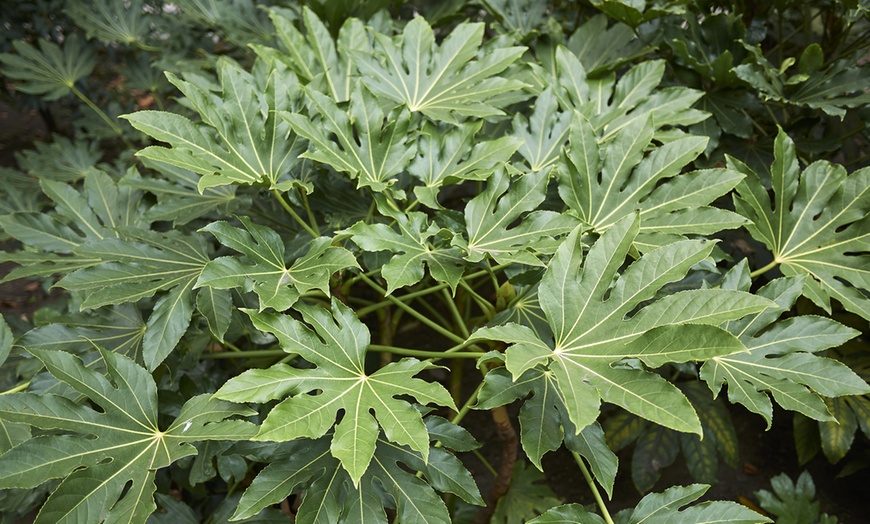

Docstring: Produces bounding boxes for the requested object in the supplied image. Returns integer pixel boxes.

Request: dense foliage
[0,1,868,522]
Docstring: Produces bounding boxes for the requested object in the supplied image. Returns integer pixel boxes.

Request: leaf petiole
[367,344,485,360]
[573,451,615,524]
[0,381,30,395]
[298,187,320,233]
[458,279,496,320]
[200,349,288,360]
[750,259,779,278]
[271,189,320,238]
[358,273,465,344]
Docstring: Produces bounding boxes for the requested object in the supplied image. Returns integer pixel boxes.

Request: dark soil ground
[2,102,870,523]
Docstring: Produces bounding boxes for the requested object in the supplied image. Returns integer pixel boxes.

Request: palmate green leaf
[543,54,707,142]
[15,134,104,182]
[20,304,144,361]
[352,16,527,121]
[0,348,256,524]
[491,462,562,524]
[454,169,578,266]
[66,0,151,45]
[557,110,747,247]
[0,35,96,100]
[564,15,652,76]
[343,205,465,294]
[214,300,455,485]
[173,0,274,47]
[123,160,248,226]
[409,121,522,209]
[59,230,208,308]
[612,483,770,524]
[197,217,358,311]
[512,88,573,172]
[282,85,415,194]
[701,263,870,427]
[0,316,11,369]
[233,435,481,523]
[57,230,209,370]
[472,214,773,436]
[477,366,619,496]
[481,0,548,38]
[588,0,687,28]
[731,128,870,320]
[20,305,145,401]
[0,169,148,282]
[0,169,146,255]
[734,45,870,118]
[123,57,307,192]
[256,7,366,102]
[754,472,827,524]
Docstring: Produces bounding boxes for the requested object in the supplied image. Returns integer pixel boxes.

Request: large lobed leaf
[0,35,96,100]
[0,348,256,524]
[255,6,365,102]
[477,365,619,497]
[700,261,870,427]
[282,85,415,193]
[214,299,456,485]
[454,169,578,266]
[57,230,210,370]
[557,108,746,250]
[343,204,465,294]
[732,127,870,320]
[352,16,527,121]
[123,57,307,192]
[197,216,358,311]
[232,434,481,523]
[473,214,774,436]
[0,169,148,282]
[410,121,522,209]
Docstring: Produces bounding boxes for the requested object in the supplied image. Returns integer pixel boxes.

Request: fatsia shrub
[0,1,868,523]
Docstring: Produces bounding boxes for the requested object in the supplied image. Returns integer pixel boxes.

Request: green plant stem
[341,267,384,295]
[71,86,131,146]
[451,380,482,426]
[358,274,464,344]
[271,189,320,238]
[367,344,485,359]
[442,288,470,338]
[354,263,512,318]
[415,295,453,331]
[750,259,779,278]
[458,279,495,320]
[443,338,478,355]
[0,381,30,395]
[355,283,445,317]
[298,188,320,233]
[221,339,244,352]
[572,451,614,524]
[200,349,287,360]
[472,448,498,477]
